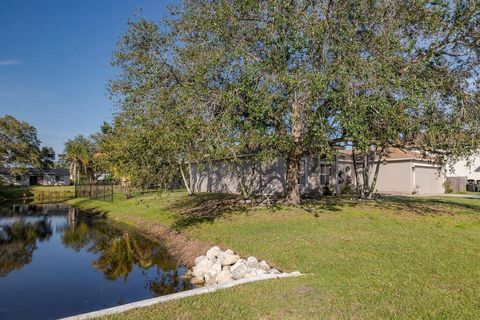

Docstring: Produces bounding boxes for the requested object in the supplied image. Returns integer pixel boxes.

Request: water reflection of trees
[0,205,193,294]
[147,265,193,296]
[0,218,52,277]
[60,210,193,294]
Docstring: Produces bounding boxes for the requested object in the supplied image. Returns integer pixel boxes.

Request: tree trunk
[352,148,361,195]
[284,91,306,205]
[368,154,383,198]
[70,162,75,183]
[179,163,193,196]
[361,151,370,198]
[367,146,385,199]
[72,161,77,184]
[285,155,301,204]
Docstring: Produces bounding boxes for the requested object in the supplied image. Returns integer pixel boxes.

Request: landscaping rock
[246,256,259,268]
[244,269,257,278]
[190,276,205,285]
[230,259,246,272]
[206,246,221,260]
[194,255,207,265]
[190,247,292,285]
[256,269,266,275]
[221,254,240,266]
[232,263,249,280]
[192,258,214,278]
[216,269,233,284]
[204,271,217,285]
[259,260,270,271]
[211,262,222,275]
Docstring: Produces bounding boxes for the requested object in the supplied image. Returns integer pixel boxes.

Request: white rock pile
[189,246,281,285]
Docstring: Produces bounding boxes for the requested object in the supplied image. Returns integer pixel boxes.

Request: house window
[55,175,61,182]
[16,175,21,182]
[320,164,331,185]
[345,166,351,175]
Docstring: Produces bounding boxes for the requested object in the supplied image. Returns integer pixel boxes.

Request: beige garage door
[415,166,444,194]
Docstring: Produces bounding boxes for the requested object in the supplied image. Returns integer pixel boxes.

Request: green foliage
[0,115,55,174]
[444,180,454,194]
[340,176,354,195]
[61,134,101,183]
[39,146,55,171]
[103,0,480,203]
[0,218,52,277]
[322,184,333,196]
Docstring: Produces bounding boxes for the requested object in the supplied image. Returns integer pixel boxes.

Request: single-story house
[189,148,445,196]
[0,167,70,186]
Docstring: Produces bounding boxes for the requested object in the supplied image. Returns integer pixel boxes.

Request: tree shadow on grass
[301,195,480,216]
[302,196,360,212]
[373,196,480,216]
[170,193,248,231]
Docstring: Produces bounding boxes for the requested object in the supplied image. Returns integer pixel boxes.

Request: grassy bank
[68,193,480,319]
[0,185,74,202]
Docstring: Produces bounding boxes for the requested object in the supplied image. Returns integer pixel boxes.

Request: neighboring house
[189,148,445,196]
[0,168,70,186]
[447,155,480,180]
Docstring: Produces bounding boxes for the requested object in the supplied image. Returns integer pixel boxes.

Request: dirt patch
[131,218,212,268]
[296,285,315,295]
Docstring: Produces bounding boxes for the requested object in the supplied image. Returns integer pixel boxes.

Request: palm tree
[78,147,91,182]
[63,142,83,184]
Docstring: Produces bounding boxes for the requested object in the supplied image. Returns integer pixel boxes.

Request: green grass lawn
[0,185,74,202]
[68,193,480,319]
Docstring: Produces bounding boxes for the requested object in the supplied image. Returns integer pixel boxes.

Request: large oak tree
[107,0,480,203]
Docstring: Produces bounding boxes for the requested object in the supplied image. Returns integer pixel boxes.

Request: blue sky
[0,0,177,155]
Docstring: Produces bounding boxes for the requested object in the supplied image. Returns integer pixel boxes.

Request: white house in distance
[189,148,446,196]
[0,168,70,186]
[448,155,480,180]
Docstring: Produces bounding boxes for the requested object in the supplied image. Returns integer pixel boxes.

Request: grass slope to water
[68,193,480,319]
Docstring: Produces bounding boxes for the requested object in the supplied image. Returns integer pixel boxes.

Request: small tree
[0,115,55,176]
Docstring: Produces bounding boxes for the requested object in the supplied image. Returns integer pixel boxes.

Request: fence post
[111,183,114,202]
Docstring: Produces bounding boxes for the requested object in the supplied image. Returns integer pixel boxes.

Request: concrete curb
[60,272,302,320]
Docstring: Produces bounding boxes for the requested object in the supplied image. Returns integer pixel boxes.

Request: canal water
[0,203,193,320]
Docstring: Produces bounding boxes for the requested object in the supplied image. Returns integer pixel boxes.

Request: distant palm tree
[63,143,84,184]
[79,148,91,181]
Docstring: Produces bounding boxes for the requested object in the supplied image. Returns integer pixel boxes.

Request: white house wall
[190,156,445,196]
[336,159,444,195]
[0,174,29,186]
[374,160,414,194]
[448,155,480,180]
[413,164,445,194]
[41,175,70,186]
[191,157,333,196]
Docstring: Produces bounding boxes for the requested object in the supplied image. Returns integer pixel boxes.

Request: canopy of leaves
[0,115,56,175]
[104,0,480,199]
